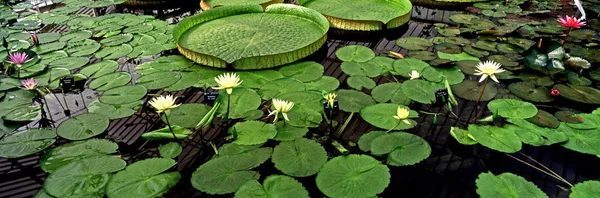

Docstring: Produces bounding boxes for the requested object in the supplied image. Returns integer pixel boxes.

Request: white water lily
[408,70,420,80]
[213,73,242,94]
[324,93,337,108]
[474,60,505,83]
[393,106,411,124]
[149,95,180,113]
[268,98,294,123]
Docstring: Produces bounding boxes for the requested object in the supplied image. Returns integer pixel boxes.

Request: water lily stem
[506,154,573,187]
[336,112,354,135]
[561,27,572,46]
[225,94,230,122]
[475,78,489,105]
[332,140,348,155]
[162,113,181,144]
[387,120,402,132]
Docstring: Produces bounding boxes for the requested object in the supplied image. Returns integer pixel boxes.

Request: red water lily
[558,15,586,29]
[7,51,31,68]
[550,88,560,97]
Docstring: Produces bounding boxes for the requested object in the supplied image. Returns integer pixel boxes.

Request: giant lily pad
[316,155,390,198]
[106,158,181,198]
[360,103,418,130]
[301,0,411,30]
[174,4,329,69]
[0,128,56,158]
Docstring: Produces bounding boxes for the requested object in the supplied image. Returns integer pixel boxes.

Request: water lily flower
[268,98,294,123]
[149,95,180,114]
[550,88,560,97]
[474,60,505,83]
[408,70,420,80]
[30,32,39,46]
[7,52,31,68]
[213,73,242,94]
[558,15,586,29]
[20,78,38,90]
[324,93,337,108]
[393,106,411,124]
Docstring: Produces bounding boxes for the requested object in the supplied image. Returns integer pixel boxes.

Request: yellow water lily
[474,60,505,83]
[268,98,294,123]
[408,70,420,80]
[213,73,242,94]
[393,106,411,124]
[324,93,337,108]
[149,95,180,114]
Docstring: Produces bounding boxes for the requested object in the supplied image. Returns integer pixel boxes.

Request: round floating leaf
[463,46,490,58]
[468,125,522,153]
[555,111,584,124]
[360,103,418,130]
[278,61,324,82]
[95,44,133,60]
[421,66,465,85]
[191,150,270,194]
[506,119,567,146]
[159,143,182,159]
[554,84,600,104]
[40,139,118,173]
[128,43,163,58]
[559,124,600,155]
[395,37,433,50]
[488,99,538,119]
[258,78,305,100]
[66,42,101,57]
[0,128,56,158]
[334,89,375,113]
[99,85,147,105]
[44,156,126,198]
[565,114,600,130]
[508,82,554,102]
[162,103,210,128]
[231,121,277,145]
[525,110,560,129]
[475,172,548,198]
[129,33,156,46]
[273,122,308,141]
[88,100,140,120]
[436,52,479,61]
[79,60,118,78]
[401,79,444,104]
[100,34,133,46]
[391,58,429,77]
[272,138,327,177]
[370,132,431,166]
[136,55,194,71]
[316,155,390,198]
[237,70,284,89]
[216,88,262,119]
[570,180,600,198]
[2,105,41,122]
[305,76,339,92]
[37,32,61,44]
[336,45,375,62]
[358,131,387,152]
[48,57,89,70]
[57,113,109,140]
[347,76,376,90]
[59,31,92,43]
[235,175,309,198]
[371,82,412,105]
[89,72,132,91]
[408,50,436,61]
[473,40,497,52]
[165,72,204,91]
[341,61,382,77]
[136,71,181,90]
[106,158,181,198]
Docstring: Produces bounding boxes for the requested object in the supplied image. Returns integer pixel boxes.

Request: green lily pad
[136,71,181,90]
[258,78,305,100]
[370,132,431,166]
[163,103,211,128]
[99,85,147,105]
[336,45,376,62]
[358,131,387,152]
[401,79,445,104]
[316,155,390,198]
[488,99,538,119]
[450,127,477,145]
[360,103,418,130]
[475,172,548,198]
[334,89,376,113]
[508,82,554,102]
[57,113,110,140]
[79,60,119,78]
[141,126,192,140]
[273,122,308,141]
[40,139,118,173]
[231,121,277,145]
[525,110,560,129]
[559,123,600,155]
[506,119,567,146]
[341,61,383,77]
[216,87,262,119]
[89,72,132,91]
[275,91,323,128]
[570,180,600,198]
[106,158,181,198]
[347,76,376,90]
[272,138,327,177]
[468,125,522,153]
[371,82,412,105]
[0,128,56,158]
[88,100,140,120]
[235,175,309,198]
[554,84,600,104]
[305,76,340,92]
[278,61,324,82]
[395,37,433,50]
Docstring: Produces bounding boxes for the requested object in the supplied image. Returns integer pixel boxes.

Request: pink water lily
[7,52,31,68]
[21,78,38,90]
[558,15,586,29]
